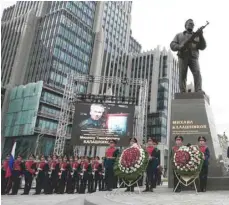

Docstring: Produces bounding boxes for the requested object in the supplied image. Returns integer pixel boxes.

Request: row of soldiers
[1,155,110,195]
[2,138,163,195]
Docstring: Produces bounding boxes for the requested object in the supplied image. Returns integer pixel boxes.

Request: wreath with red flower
[174,145,204,176]
[114,144,148,181]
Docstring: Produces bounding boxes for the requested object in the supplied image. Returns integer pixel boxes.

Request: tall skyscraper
[1,1,142,156]
[1,1,98,155]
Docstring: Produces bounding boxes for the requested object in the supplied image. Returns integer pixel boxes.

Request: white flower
[133,168,137,172]
[137,160,141,164]
[177,166,180,169]
[136,164,140,168]
[180,168,183,171]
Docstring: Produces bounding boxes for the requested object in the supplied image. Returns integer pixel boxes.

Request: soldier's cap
[175,135,183,141]
[109,139,117,144]
[29,154,35,158]
[129,137,137,143]
[185,19,194,28]
[152,138,158,145]
[198,136,206,142]
[95,156,100,160]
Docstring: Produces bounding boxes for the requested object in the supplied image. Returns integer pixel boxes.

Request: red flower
[120,147,140,168]
[175,150,190,166]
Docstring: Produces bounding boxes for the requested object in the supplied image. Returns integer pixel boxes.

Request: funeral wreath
[174,145,204,176]
[114,144,148,181]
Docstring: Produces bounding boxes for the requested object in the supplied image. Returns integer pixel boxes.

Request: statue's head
[185,19,194,32]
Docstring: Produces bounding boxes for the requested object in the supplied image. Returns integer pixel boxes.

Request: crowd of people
[1,135,209,195]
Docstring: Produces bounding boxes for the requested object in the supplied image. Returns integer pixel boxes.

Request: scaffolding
[53,74,148,156]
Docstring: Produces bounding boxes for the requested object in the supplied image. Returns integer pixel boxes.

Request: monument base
[168,92,229,190]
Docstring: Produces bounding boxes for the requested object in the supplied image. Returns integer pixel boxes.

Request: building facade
[1,1,98,156]
[1,1,142,157]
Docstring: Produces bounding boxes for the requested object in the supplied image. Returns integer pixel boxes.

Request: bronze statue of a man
[170,19,207,93]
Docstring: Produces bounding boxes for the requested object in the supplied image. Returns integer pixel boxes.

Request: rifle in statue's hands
[179,21,209,52]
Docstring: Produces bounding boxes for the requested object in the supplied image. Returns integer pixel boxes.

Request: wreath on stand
[114,144,148,185]
[174,145,204,176]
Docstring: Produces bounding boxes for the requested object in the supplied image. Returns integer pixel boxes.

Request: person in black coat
[104,139,119,191]
[198,136,210,192]
[143,138,160,192]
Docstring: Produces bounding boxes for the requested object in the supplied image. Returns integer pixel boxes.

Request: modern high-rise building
[1,1,142,157]
[1,1,98,156]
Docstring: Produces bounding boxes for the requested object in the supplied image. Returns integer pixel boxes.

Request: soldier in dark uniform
[22,154,36,195]
[66,156,73,194]
[143,138,160,192]
[171,135,184,192]
[1,154,10,195]
[44,155,52,194]
[91,156,102,192]
[58,156,68,194]
[79,156,92,194]
[104,139,119,191]
[198,136,210,192]
[51,155,59,193]
[101,157,106,191]
[10,155,23,195]
[72,156,80,193]
[79,104,105,129]
[34,155,46,195]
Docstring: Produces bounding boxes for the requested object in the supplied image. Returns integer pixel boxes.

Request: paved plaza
[2,185,229,205]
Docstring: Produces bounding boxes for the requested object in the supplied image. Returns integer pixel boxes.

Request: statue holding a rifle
[170,19,209,93]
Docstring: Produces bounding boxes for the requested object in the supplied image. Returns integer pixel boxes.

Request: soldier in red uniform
[58,156,68,194]
[22,154,36,195]
[10,155,23,195]
[198,136,210,192]
[143,138,161,192]
[66,156,74,194]
[51,155,59,193]
[171,135,183,192]
[100,157,106,191]
[92,156,102,192]
[72,156,80,193]
[44,155,52,194]
[104,139,119,191]
[34,155,47,195]
[79,156,91,194]
[1,154,10,195]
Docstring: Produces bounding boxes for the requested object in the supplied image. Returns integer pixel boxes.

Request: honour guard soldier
[171,135,183,192]
[11,155,24,195]
[22,154,36,195]
[51,155,59,193]
[44,155,52,194]
[79,156,91,193]
[92,156,102,192]
[34,155,47,195]
[58,156,68,194]
[66,156,75,194]
[104,139,119,191]
[1,154,10,195]
[72,156,80,193]
[101,157,106,191]
[198,136,210,192]
[143,138,160,192]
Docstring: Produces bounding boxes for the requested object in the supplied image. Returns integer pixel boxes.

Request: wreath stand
[174,171,199,194]
[113,175,143,194]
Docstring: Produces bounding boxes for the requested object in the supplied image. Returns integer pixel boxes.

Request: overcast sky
[1,0,229,135]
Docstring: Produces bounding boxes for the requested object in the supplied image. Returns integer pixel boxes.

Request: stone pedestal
[168,92,229,190]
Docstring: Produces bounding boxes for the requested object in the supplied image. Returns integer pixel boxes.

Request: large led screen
[71,103,135,146]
